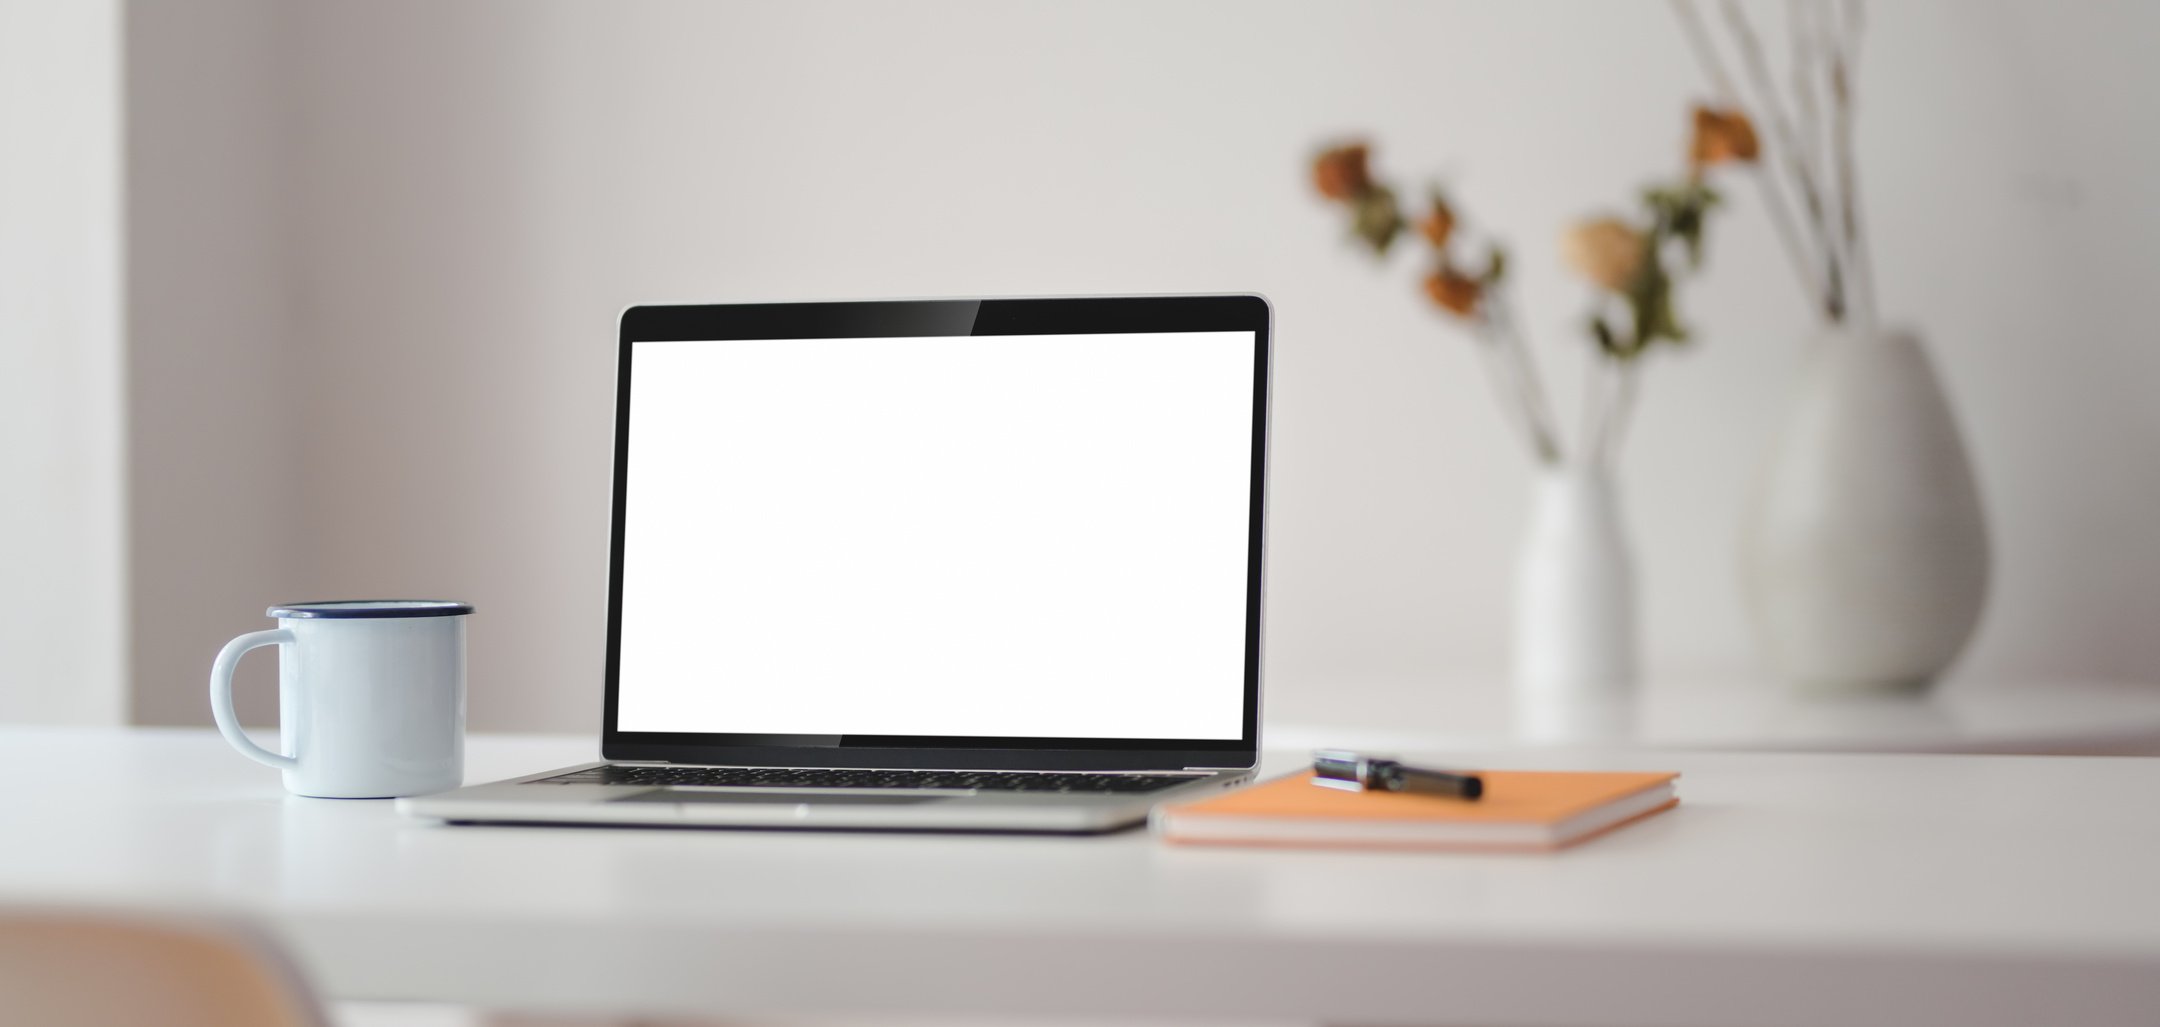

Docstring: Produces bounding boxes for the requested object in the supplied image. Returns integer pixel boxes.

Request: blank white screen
[615,331,1256,739]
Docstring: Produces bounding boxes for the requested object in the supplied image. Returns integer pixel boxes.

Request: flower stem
[1597,357,1643,470]
[1482,293,1565,465]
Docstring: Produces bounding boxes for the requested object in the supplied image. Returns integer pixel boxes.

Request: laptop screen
[612,329,1259,743]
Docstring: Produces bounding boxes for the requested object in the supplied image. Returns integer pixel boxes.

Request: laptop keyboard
[536,765,1202,794]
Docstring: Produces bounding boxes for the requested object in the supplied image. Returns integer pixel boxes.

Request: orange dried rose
[1562,218,1647,292]
[1417,199,1455,249]
[1422,266,1482,317]
[1312,143,1373,201]
[1689,106,1760,167]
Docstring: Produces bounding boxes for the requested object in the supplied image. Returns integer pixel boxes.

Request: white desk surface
[6,727,2160,1027]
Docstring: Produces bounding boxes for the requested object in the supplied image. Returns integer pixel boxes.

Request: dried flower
[1312,143,1374,201]
[1561,217,1647,293]
[1689,106,1760,168]
[1417,195,1456,249]
[1422,265,1483,317]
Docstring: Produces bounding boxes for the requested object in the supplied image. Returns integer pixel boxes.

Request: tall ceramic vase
[1514,465,1638,742]
[1743,327,1989,693]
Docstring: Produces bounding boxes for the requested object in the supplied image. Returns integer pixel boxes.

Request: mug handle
[209,629,298,771]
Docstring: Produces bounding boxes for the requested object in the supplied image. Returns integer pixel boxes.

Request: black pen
[1312,749,1484,800]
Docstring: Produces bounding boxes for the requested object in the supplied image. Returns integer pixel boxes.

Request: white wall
[116,0,2160,731]
[0,0,125,724]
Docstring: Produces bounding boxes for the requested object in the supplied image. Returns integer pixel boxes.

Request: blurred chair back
[0,909,328,1027]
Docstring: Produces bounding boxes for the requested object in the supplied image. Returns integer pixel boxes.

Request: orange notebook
[1153,769,1678,852]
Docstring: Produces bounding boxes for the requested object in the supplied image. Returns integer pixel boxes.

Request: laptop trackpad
[613,789,953,806]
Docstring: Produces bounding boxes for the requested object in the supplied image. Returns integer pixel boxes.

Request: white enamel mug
[209,600,470,798]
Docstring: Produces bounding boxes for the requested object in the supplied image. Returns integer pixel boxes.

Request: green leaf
[1589,315,1620,356]
[1645,270,1685,346]
[1351,185,1404,255]
[1677,220,1706,267]
[1483,243,1508,285]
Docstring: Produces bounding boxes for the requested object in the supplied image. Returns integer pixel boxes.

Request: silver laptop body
[402,295,1271,833]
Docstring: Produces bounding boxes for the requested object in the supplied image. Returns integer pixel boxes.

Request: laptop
[401,294,1271,832]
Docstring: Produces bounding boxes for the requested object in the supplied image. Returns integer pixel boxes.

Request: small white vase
[1513,466,1638,742]
[1742,326,1990,693]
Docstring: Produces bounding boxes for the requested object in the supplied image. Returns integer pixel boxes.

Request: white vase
[1513,466,1638,742]
[1742,327,1990,693]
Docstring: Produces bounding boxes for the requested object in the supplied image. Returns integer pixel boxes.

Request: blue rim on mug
[266,600,474,619]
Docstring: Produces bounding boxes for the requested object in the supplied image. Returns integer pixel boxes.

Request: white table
[7,727,2160,1027]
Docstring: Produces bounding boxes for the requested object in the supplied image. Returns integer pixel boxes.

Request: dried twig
[1720,0,1846,321]
[1742,143,1833,320]
[1670,0,1832,314]
[1788,0,1829,196]
[1669,0,1744,104]
[1827,0,1876,328]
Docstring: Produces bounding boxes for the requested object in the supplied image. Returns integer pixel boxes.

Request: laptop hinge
[616,759,1224,773]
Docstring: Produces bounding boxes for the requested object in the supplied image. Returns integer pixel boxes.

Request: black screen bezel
[603,295,1270,771]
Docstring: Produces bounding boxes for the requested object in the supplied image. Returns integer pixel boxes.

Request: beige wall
[113,0,2160,732]
[0,0,125,724]
[124,0,306,727]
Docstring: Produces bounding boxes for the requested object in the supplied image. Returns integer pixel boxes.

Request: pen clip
[1312,749,1371,791]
